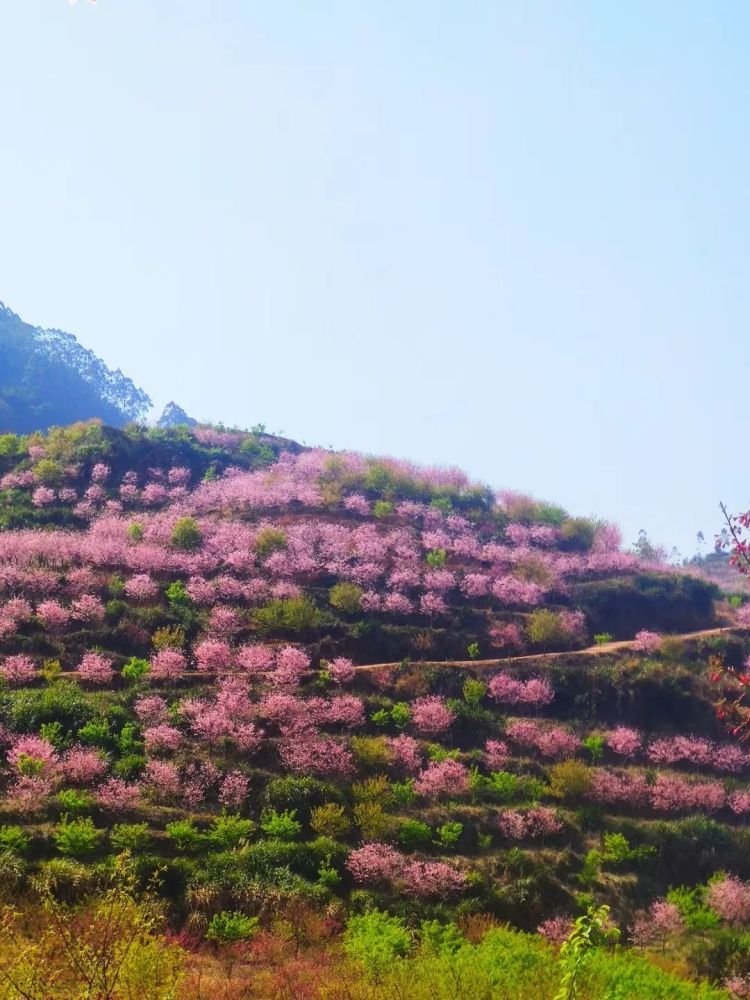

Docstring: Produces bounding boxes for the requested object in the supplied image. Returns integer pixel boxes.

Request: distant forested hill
[0,302,151,433]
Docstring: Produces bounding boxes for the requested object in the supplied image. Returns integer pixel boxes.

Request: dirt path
[354,626,734,673]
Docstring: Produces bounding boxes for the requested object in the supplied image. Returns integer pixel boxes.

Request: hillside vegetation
[0,420,747,999]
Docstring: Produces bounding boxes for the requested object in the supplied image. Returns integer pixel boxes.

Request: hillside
[0,303,151,432]
[0,420,748,998]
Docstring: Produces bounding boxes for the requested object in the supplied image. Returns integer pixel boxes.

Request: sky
[1,1,749,558]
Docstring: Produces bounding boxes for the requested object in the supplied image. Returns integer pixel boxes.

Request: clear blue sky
[1,1,748,558]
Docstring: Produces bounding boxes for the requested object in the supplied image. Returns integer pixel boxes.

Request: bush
[0,825,30,856]
[310,803,351,839]
[344,910,412,978]
[260,809,302,841]
[111,822,152,853]
[526,609,568,647]
[264,776,340,818]
[206,910,260,945]
[397,819,433,851]
[436,821,463,850]
[353,802,390,841]
[329,581,364,614]
[255,527,287,558]
[54,816,103,858]
[55,789,95,816]
[170,516,202,551]
[165,819,206,853]
[209,814,256,849]
[548,760,593,801]
[121,657,149,684]
[254,595,321,632]
[351,736,394,769]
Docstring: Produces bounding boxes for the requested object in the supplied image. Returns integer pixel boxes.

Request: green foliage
[344,909,412,978]
[254,594,321,632]
[353,801,390,841]
[209,814,257,849]
[426,549,447,568]
[329,581,364,614]
[548,760,593,801]
[559,517,597,553]
[373,500,395,519]
[110,822,152,853]
[170,516,202,551]
[310,803,351,839]
[601,832,655,867]
[527,609,569,647]
[205,910,260,945]
[165,819,206,853]
[54,816,103,858]
[260,808,302,841]
[435,821,463,850]
[126,520,144,543]
[55,789,95,816]
[555,904,618,1000]
[466,643,481,661]
[667,886,721,932]
[397,819,433,851]
[351,735,395,768]
[165,580,191,607]
[582,734,604,761]
[255,527,288,558]
[77,718,114,749]
[264,775,340,817]
[462,677,486,705]
[39,720,66,748]
[121,657,149,684]
[0,825,30,856]
[9,681,93,733]
[593,632,614,645]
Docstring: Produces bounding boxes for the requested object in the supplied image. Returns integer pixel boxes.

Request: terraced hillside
[0,420,748,998]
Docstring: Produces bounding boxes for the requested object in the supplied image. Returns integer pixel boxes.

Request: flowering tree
[411,696,455,734]
[415,759,469,799]
[707,876,750,926]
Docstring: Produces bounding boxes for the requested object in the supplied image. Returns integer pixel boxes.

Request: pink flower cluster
[488,673,554,706]
[497,807,562,839]
[506,719,580,759]
[346,843,466,897]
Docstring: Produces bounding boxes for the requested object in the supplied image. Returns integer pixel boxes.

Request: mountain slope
[0,302,151,432]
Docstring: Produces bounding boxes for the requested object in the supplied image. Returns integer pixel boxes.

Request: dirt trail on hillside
[355,626,735,673]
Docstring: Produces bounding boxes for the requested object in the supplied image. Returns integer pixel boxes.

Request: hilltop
[0,302,151,433]
[0,420,748,998]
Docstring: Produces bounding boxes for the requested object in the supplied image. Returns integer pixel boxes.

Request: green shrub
[111,822,152,853]
[463,678,486,705]
[54,816,103,858]
[0,825,30,856]
[351,735,394,769]
[255,527,287,558]
[264,776,340,817]
[121,657,149,684]
[77,718,113,749]
[526,609,568,647]
[397,819,433,851]
[254,595,321,632]
[426,549,447,568]
[435,821,463,850]
[310,803,351,839]
[170,516,202,551]
[260,809,302,841]
[329,581,364,614]
[206,910,260,945]
[466,643,481,661]
[353,802,390,841]
[55,789,95,816]
[548,760,593,801]
[209,814,256,849]
[593,632,614,645]
[165,819,206,853]
[373,500,394,519]
[344,910,412,978]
